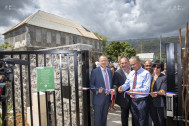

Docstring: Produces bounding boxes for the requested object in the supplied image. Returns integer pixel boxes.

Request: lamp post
[160,35,162,60]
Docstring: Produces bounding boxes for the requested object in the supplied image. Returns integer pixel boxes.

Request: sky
[0,0,188,44]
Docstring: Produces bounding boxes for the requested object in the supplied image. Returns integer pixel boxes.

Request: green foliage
[0,104,13,126]
[120,48,136,58]
[94,32,108,52]
[0,42,12,49]
[105,41,136,61]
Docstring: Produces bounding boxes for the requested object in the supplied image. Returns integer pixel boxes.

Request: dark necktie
[104,70,110,94]
[132,71,137,98]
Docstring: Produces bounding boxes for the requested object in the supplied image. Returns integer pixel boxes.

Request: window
[36,29,41,42]
[66,35,69,45]
[97,41,99,49]
[47,32,51,43]
[56,33,60,44]
[73,36,77,44]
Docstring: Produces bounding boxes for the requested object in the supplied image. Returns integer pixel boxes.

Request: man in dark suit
[113,56,131,126]
[90,55,115,126]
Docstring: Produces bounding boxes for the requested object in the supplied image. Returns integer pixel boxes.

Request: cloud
[0,0,189,42]
[0,0,37,44]
[40,0,188,40]
[0,0,35,26]
[136,0,188,38]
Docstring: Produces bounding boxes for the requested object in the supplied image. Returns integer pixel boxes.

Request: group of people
[90,55,167,126]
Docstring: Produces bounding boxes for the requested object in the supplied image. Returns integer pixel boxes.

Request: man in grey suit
[113,56,131,126]
[90,55,115,126]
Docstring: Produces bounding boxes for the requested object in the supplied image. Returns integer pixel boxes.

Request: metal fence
[0,50,90,126]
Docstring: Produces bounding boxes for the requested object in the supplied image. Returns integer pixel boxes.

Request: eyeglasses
[100,60,108,62]
[130,62,138,67]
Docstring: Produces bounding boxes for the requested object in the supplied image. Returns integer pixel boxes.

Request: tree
[0,42,12,49]
[105,41,136,61]
[94,32,108,52]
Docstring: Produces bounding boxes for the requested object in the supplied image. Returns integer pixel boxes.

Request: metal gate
[0,50,91,126]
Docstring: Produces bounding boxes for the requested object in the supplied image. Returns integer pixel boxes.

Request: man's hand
[127,89,133,95]
[98,87,104,93]
[0,75,2,80]
[118,86,123,93]
[150,93,158,97]
[158,89,166,95]
[110,89,116,95]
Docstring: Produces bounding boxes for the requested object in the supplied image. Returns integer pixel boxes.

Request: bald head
[144,60,153,74]
[99,55,108,69]
[129,56,141,71]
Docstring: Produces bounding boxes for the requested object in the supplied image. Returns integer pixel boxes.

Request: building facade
[3,10,102,51]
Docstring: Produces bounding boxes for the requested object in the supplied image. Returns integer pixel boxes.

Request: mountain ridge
[108,36,185,57]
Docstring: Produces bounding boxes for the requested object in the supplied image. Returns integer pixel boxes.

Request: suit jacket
[113,68,131,108]
[150,73,167,107]
[90,67,113,106]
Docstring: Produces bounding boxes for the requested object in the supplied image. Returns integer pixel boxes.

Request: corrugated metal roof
[3,10,101,40]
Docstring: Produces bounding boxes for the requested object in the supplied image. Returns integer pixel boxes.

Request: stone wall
[4,25,26,49]
[4,25,103,52]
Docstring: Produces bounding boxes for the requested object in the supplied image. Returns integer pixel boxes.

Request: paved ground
[107,104,132,126]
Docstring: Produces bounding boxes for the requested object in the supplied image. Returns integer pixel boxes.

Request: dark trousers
[120,106,130,126]
[148,113,152,126]
[93,98,110,126]
[150,105,166,126]
[131,98,148,126]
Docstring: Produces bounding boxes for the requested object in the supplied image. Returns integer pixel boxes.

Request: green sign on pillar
[37,67,55,92]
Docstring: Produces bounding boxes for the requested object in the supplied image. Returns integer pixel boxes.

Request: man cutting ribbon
[118,56,151,126]
[90,55,115,126]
